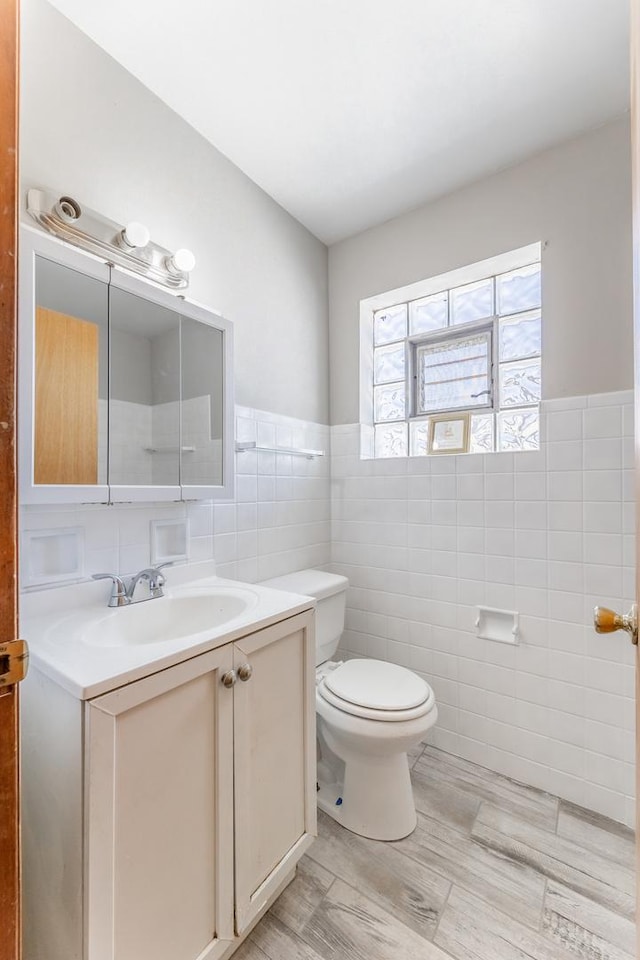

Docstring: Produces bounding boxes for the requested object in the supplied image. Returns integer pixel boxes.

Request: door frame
[0,0,20,957]
[632,0,640,938]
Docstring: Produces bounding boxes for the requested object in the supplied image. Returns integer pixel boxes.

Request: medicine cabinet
[19,227,234,504]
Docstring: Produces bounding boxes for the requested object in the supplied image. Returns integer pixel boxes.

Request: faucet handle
[91,573,130,607]
[145,562,173,596]
[150,561,173,589]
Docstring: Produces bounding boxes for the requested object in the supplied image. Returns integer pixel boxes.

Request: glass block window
[369,254,541,457]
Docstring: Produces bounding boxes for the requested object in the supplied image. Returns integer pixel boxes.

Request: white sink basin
[84,587,260,648]
[21,565,316,700]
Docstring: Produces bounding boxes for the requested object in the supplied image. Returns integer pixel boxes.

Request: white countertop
[20,561,315,700]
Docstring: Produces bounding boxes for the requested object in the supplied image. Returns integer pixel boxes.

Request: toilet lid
[323,659,429,711]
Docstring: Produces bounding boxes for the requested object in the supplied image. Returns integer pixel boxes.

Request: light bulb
[166,248,196,275]
[120,221,150,250]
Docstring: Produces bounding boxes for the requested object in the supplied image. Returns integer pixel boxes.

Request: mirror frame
[175,293,234,502]
[19,226,235,504]
[19,226,111,504]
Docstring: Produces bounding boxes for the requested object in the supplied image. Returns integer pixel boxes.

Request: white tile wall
[217,406,331,582]
[181,396,223,486]
[20,405,331,588]
[109,399,153,485]
[331,390,637,826]
[19,390,636,826]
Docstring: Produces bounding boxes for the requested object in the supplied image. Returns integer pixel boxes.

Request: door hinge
[0,639,29,687]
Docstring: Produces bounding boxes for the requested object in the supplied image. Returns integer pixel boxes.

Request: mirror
[180,316,224,488]
[109,287,181,489]
[20,229,234,504]
[34,255,108,485]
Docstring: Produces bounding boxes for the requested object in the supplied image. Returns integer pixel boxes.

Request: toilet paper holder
[475,606,520,645]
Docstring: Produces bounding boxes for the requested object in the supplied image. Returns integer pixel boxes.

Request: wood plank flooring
[236,746,636,960]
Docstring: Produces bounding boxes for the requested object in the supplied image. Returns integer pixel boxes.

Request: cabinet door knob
[221,670,236,688]
[237,663,253,682]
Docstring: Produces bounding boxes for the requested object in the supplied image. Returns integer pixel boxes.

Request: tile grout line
[538,877,549,933]
[290,870,338,940]
[430,873,455,951]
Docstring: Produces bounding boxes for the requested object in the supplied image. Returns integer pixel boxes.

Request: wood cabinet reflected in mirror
[33,256,108,486]
[35,308,99,484]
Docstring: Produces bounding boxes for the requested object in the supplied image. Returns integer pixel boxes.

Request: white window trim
[359,242,542,458]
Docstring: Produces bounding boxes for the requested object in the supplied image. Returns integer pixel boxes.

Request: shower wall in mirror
[180,317,224,488]
[109,287,181,488]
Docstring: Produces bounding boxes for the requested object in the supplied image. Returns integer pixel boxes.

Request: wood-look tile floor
[237,745,636,960]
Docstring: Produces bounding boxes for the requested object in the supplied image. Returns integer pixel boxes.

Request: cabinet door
[233,611,317,933]
[108,273,182,503]
[85,647,235,960]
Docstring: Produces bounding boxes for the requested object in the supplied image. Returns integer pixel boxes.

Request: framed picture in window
[428,412,470,455]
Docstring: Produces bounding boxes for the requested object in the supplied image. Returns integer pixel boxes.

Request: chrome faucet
[92,563,172,607]
[126,566,169,602]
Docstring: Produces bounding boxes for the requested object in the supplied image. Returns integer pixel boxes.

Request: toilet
[260,569,438,841]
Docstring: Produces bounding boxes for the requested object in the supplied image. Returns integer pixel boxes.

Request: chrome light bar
[26,187,195,290]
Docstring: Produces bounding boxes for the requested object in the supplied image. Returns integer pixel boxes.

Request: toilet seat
[317,659,435,722]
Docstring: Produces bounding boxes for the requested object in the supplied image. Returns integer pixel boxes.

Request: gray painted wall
[21,0,329,424]
[328,117,633,424]
[111,329,152,406]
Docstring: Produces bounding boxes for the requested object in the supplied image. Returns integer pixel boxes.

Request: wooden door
[0,0,20,958]
[632,0,640,939]
[85,649,236,960]
[233,611,317,934]
[34,308,99,484]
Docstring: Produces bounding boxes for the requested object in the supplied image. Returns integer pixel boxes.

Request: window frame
[409,318,496,420]
[359,243,543,459]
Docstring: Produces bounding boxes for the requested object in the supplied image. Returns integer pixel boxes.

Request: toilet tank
[259,569,349,666]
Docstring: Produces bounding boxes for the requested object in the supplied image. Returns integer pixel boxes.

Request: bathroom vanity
[21,566,316,960]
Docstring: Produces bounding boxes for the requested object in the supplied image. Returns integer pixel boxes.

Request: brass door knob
[594,604,638,645]
[221,670,236,688]
[237,663,253,682]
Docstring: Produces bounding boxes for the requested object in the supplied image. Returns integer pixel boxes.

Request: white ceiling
[47,0,629,244]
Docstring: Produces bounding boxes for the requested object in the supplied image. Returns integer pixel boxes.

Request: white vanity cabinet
[22,609,316,960]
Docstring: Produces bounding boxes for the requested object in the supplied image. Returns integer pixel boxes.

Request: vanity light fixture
[26,186,195,290]
[166,248,196,275]
[55,195,82,223]
[118,221,151,251]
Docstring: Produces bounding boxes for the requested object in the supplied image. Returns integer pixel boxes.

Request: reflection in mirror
[34,256,108,485]
[109,288,180,487]
[180,317,224,487]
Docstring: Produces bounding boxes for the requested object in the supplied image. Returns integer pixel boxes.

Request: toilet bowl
[260,569,438,841]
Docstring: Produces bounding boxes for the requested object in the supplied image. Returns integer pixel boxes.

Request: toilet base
[316,752,417,841]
